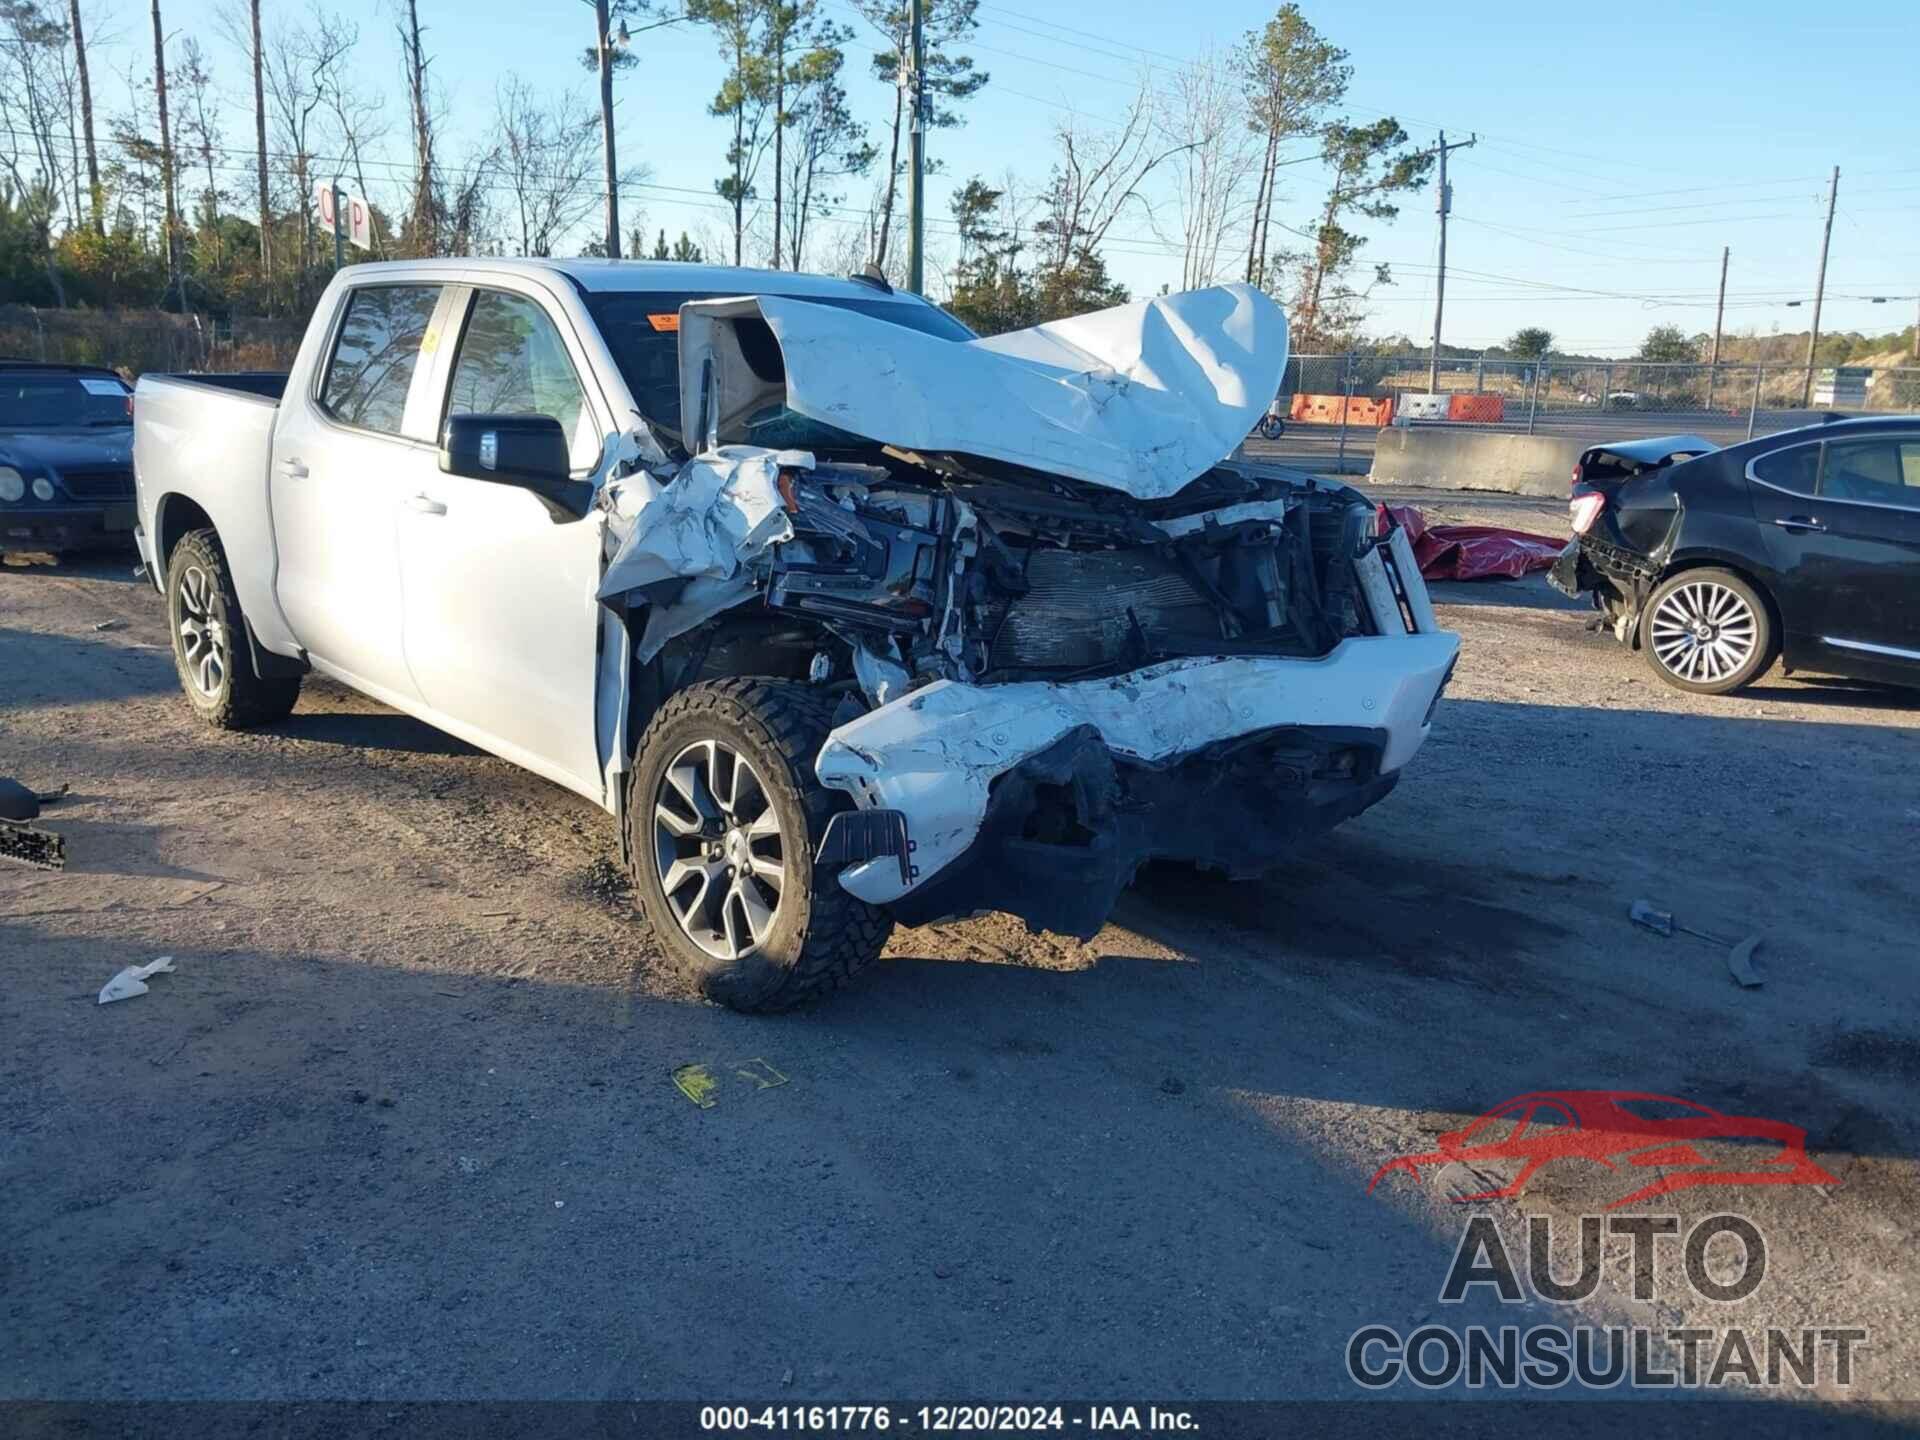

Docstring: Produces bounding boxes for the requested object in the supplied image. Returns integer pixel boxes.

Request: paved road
[4,531,1919,1418]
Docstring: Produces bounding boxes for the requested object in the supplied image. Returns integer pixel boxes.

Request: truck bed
[132,371,298,654]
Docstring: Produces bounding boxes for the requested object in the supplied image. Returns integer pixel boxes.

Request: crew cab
[133,259,1458,1011]
[0,361,137,554]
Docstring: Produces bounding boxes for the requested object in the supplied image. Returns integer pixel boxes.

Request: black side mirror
[438,413,592,523]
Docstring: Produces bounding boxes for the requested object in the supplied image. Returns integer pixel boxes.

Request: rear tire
[626,678,892,1012]
[1640,567,1775,696]
[166,528,301,728]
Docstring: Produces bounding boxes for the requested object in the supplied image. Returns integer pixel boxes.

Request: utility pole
[332,178,346,272]
[594,0,621,260]
[1706,245,1729,411]
[905,0,925,293]
[1802,165,1839,407]
[1426,131,1476,395]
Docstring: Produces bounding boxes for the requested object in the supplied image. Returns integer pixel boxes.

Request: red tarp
[1377,505,1565,581]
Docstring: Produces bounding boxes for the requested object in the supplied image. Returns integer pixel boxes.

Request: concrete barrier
[1368,425,1585,497]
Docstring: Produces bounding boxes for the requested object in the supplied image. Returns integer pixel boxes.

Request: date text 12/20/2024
[700,1406,1198,1432]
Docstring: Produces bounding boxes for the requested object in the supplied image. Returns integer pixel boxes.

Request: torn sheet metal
[1380,504,1565,582]
[681,284,1289,500]
[815,635,1460,905]
[598,446,813,663]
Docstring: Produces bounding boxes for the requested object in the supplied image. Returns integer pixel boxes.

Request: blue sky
[105,0,1920,353]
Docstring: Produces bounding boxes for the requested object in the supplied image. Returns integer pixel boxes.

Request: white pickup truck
[133,259,1457,1011]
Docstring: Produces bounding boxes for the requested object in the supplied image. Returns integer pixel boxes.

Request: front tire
[166,528,301,728]
[626,678,892,1012]
[1640,567,1774,695]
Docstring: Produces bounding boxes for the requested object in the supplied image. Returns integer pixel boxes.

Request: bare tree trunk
[68,0,102,233]
[1247,130,1277,284]
[771,43,784,269]
[150,0,182,310]
[401,0,436,255]
[731,98,744,266]
[874,83,903,266]
[249,0,270,303]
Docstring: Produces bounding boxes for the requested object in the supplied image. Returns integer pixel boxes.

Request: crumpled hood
[679,284,1288,500]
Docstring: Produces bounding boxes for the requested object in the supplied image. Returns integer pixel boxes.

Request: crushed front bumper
[814,634,1461,932]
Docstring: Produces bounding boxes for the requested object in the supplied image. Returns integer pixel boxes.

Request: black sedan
[0,361,138,555]
[1550,416,1920,695]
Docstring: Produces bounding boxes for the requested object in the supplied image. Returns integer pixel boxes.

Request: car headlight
[0,467,22,502]
[31,477,56,501]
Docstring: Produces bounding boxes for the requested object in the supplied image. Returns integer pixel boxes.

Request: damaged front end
[599,284,1458,938]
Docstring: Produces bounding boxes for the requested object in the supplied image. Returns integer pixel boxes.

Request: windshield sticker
[79,377,129,396]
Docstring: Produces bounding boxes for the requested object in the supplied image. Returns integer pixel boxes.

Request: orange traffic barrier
[1288,394,1396,427]
[1447,393,1505,423]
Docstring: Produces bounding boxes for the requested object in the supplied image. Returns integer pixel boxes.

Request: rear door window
[1750,443,1821,496]
[319,285,442,438]
[1819,438,1920,509]
[445,289,599,472]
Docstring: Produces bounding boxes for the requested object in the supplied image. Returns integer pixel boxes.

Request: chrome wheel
[176,563,229,699]
[1649,580,1757,685]
[652,739,786,962]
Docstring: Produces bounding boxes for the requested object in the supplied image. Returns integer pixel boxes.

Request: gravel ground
[3,494,1918,1424]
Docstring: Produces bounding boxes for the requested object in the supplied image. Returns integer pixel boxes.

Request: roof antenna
[850,263,892,293]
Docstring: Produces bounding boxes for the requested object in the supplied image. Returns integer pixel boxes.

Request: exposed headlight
[0,467,22,502]
[31,477,56,501]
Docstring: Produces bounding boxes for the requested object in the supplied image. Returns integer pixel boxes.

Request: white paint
[815,634,1462,905]
[679,285,1290,500]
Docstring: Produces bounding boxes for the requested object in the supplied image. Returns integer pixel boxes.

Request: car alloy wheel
[1647,579,1758,686]
[652,738,787,962]
[175,562,229,699]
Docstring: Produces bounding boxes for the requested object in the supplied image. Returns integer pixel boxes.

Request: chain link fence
[1280,352,1920,450]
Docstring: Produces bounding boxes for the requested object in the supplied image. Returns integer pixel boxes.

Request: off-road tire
[1639,566,1776,696]
[626,678,892,1012]
[166,528,301,729]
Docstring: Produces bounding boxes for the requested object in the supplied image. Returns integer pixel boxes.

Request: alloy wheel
[176,564,229,699]
[652,739,786,961]
[1648,580,1758,685]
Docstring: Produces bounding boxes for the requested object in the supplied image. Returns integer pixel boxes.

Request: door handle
[1773,515,1826,533]
[277,458,309,479]
[405,493,448,516]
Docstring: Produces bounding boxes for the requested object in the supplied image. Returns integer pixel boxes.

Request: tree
[1294,118,1432,347]
[1506,327,1553,360]
[494,76,604,258]
[779,17,872,269]
[689,0,777,266]
[0,0,75,303]
[1240,4,1348,289]
[1033,83,1186,286]
[147,0,185,309]
[397,0,437,256]
[852,0,985,269]
[174,36,223,275]
[1161,47,1258,291]
[261,6,353,299]
[1638,324,1697,363]
[649,227,704,261]
[65,0,99,233]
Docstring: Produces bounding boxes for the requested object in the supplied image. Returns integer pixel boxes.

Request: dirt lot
[4,490,1919,1423]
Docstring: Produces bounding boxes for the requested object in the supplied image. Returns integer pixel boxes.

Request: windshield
[584,289,974,453]
[0,372,132,429]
